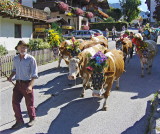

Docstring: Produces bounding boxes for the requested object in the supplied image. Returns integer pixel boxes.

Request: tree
[153,0,160,21]
[106,7,122,21]
[119,0,141,22]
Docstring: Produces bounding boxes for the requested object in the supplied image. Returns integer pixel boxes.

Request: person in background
[105,28,109,40]
[129,32,135,58]
[122,25,126,31]
[112,26,117,41]
[8,40,38,129]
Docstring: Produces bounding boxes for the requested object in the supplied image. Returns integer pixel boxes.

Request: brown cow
[68,47,124,111]
[58,36,108,68]
[116,37,133,63]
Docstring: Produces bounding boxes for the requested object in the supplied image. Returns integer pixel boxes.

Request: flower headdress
[66,37,81,57]
[86,51,108,73]
[132,33,148,52]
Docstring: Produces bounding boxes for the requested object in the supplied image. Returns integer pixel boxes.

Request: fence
[0,49,54,77]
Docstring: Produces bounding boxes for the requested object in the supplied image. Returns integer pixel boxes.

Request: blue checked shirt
[12,54,38,80]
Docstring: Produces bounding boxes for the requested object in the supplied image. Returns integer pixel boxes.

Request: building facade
[0,0,47,51]
[145,0,156,24]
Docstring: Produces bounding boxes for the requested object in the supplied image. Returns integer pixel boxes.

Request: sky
[107,0,148,12]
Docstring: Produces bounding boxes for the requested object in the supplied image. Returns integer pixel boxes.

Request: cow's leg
[102,79,114,111]
[127,53,130,63]
[80,74,90,97]
[130,46,134,58]
[115,78,120,90]
[58,56,62,68]
[148,59,153,74]
[140,60,144,77]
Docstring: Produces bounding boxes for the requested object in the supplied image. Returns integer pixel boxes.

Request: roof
[97,9,109,18]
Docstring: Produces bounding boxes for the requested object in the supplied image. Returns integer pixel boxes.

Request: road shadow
[121,101,151,134]
[47,97,100,134]
[116,46,160,99]
[36,86,92,117]
[38,66,69,78]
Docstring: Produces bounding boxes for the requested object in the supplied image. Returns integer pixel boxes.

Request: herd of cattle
[52,33,158,111]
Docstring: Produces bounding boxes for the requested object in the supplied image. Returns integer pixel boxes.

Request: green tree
[119,0,141,22]
[153,0,160,21]
[106,7,122,21]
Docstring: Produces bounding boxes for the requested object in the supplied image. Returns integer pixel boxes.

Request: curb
[148,91,160,134]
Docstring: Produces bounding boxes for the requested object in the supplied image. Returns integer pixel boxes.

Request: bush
[28,39,51,51]
[90,22,128,31]
[0,45,8,56]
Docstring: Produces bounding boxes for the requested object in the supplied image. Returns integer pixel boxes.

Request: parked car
[90,29,104,36]
[63,30,96,39]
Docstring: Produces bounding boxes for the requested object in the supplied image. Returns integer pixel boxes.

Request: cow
[58,36,108,68]
[132,33,158,77]
[116,37,133,63]
[68,46,124,111]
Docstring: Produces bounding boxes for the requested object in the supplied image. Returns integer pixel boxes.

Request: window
[57,16,60,18]
[68,19,71,24]
[15,24,21,38]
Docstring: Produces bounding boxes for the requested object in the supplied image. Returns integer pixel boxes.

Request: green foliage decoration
[0,45,8,56]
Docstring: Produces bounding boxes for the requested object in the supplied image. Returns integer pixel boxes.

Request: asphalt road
[1,30,160,134]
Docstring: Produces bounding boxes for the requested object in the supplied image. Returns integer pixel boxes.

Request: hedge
[90,22,128,31]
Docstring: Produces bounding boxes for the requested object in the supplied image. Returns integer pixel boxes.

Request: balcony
[0,3,47,22]
[18,5,47,22]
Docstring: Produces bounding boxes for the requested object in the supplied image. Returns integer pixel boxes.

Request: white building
[0,0,47,51]
[145,0,156,24]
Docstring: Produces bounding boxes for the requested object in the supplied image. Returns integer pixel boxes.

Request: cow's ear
[104,71,114,77]
[104,49,109,54]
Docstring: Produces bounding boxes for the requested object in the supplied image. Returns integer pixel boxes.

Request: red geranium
[75,8,84,16]
[82,25,90,30]
[58,2,69,11]
[85,12,94,18]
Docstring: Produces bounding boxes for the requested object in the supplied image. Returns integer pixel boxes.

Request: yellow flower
[67,12,73,16]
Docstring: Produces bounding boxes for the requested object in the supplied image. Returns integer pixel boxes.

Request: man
[105,28,109,40]
[8,40,38,129]
[112,26,117,41]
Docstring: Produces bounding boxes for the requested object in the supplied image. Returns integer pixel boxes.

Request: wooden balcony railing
[18,5,47,21]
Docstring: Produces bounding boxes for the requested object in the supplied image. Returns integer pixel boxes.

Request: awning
[46,17,68,25]
[62,25,75,30]
[97,9,109,18]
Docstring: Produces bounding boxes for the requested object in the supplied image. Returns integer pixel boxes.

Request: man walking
[8,40,38,129]
[112,26,117,41]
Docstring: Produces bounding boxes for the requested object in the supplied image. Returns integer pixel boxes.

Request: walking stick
[0,70,15,86]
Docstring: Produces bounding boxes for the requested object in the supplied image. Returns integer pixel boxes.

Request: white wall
[150,0,156,23]
[0,17,32,51]
[0,16,1,37]
[10,0,33,7]
[22,0,33,7]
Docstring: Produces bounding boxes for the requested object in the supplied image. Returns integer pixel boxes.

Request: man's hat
[15,40,29,50]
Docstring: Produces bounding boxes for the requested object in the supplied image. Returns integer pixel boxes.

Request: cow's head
[68,57,80,80]
[52,47,60,59]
